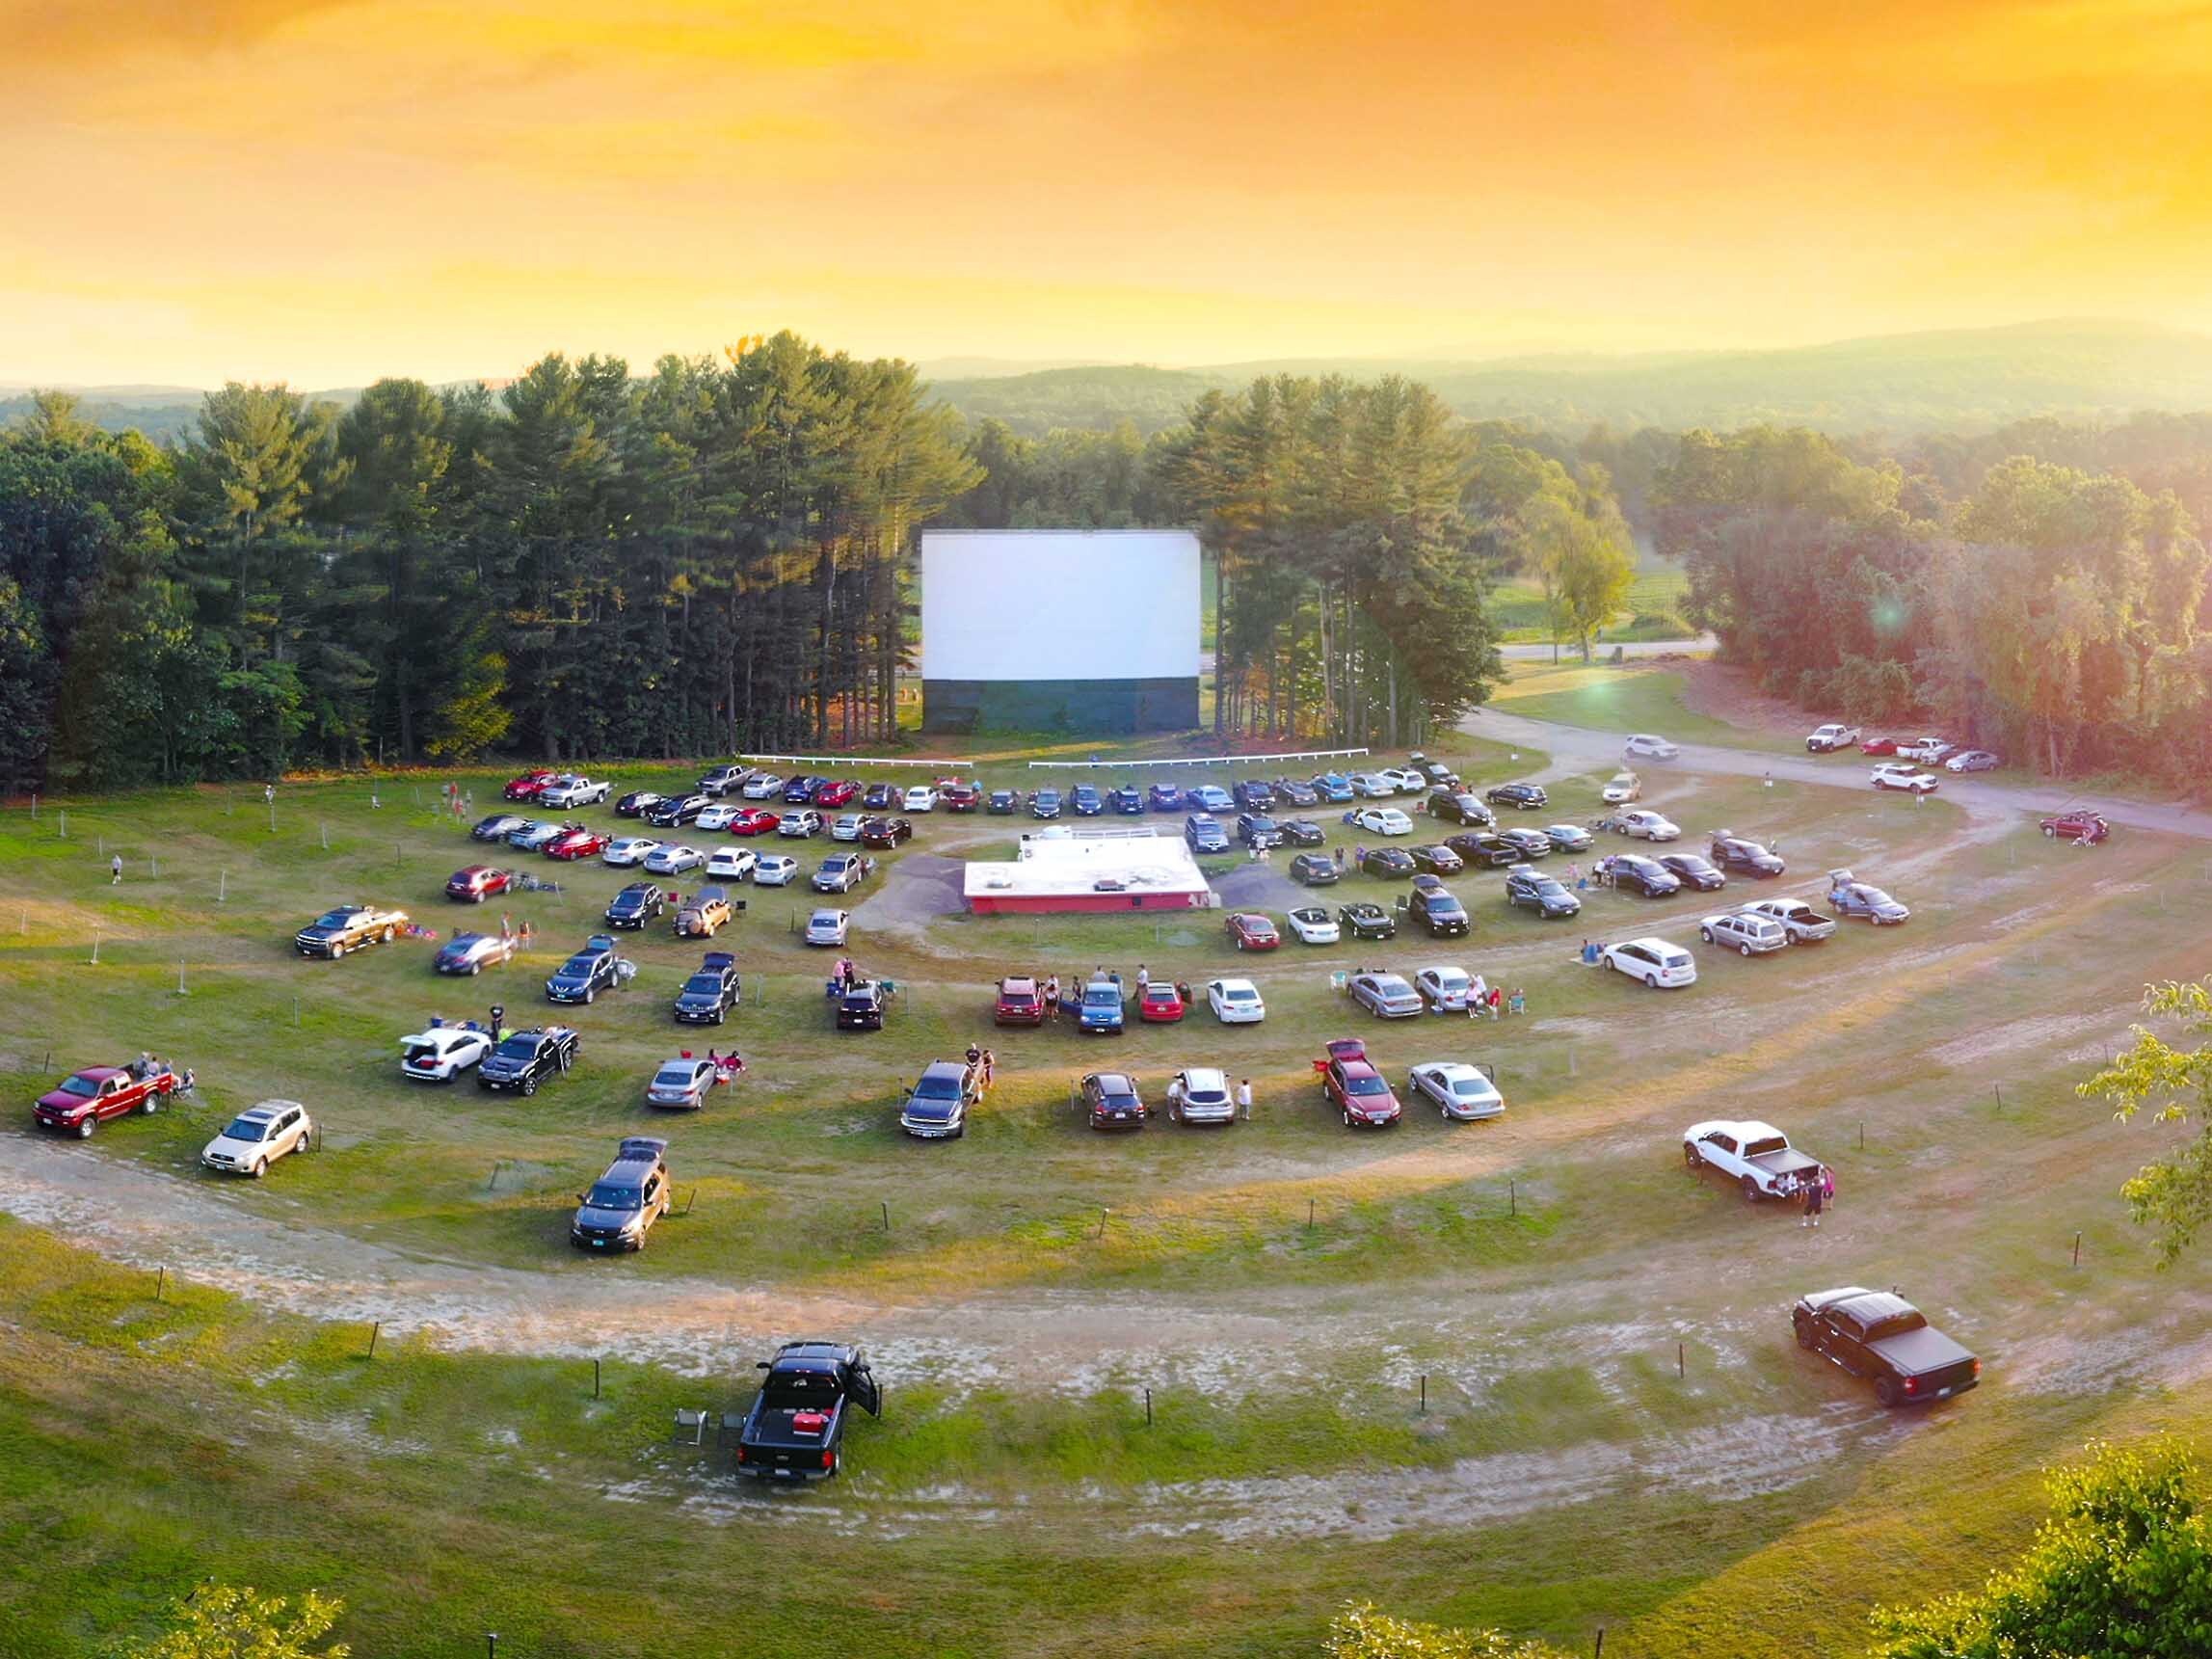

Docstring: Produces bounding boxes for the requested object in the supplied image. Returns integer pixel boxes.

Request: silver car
[805,908,850,947]
[646,1057,717,1110]
[644,843,705,876]
[1167,1066,1237,1126]
[1347,972,1424,1018]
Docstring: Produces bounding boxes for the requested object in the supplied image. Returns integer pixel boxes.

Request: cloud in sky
[7,0,2212,384]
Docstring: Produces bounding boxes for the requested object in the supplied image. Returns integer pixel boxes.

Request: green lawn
[1488,568,1692,645]
[1489,661,1802,754]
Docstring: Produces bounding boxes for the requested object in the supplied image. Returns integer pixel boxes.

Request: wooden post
[1678,1342,1685,1378]
[2073,1231,2082,1268]
[1509,1179,1516,1217]
[155,1266,165,1301]
[684,1188,697,1216]
[1993,1084,2003,1112]
[367,1321,381,1358]
[1096,1206,1109,1240]
[1308,1197,1316,1228]
[89,932,99,966]
[594,1357,602,1400]
[218,870,226,904]
[1144,1387,1153,1427]
[1858,1120,1864,1151]
[881,1200,891,1231]
[1419,1374,1426,1413]
[1593,1630,1604,1657]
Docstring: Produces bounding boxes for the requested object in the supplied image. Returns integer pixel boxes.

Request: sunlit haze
[10,0,2212,385]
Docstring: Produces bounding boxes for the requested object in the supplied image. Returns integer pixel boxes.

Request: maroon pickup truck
[35,1063,183,1137]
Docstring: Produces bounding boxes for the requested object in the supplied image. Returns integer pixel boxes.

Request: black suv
[1426,789,1494,827]
[1289,852,1339,885]
[1278,818,1325,847]
[1271,777,1319,808]
[546,937,625,1004]
[1234,779,1276,810]
[674,951,740,1025]
[571,1137,671,1252]
[604,882,665,929]
[1406,887,1470,937]
[1487,782,1549,810]
[1605,853,1681,897]
[1235,813,1283,849]
[1709,833,1786,876]
[1506,867,1582,919]
[478,1026,580,1094]
[837,979,893,1030]
[647,793,708,828]
[1360,846,1415,878]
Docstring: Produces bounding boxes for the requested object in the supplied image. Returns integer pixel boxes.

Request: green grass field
[3,730,2207,1655]
[1488,568,1692,645]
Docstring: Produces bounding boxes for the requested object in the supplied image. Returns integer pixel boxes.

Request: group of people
[1464,975,1524,1018]
[497,914,534,947]
[1781,1165,1834,1228]
[963,1043,999,1091]
[704,1047,746,1082]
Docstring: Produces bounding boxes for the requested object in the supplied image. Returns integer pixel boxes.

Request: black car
[1278,817,1325,847]
[1234,779,1276,810]
[546,939,626,1004]
[1109,785,1145,815]
[1080,1070,1148,1132]
[1406,887,1470,937]
[1426,789,1494,827]
[1506,867,1582,919]
[1271,777,1319,809]
[1030,789,1062,819]
[1410,754,1456,788]
[1337,901,1397,941]
[1793,1288,1980,1408]
[1236,813,1283,849]
[1289,852,1340,885]
[862,782,897,812]
[1445,832,1522,869]
[859,816,913,848]
[614,791,665,818]
[603,881,665,929]
[1709,834,1786,876]
[1071,783,1104,816]
[1659,853,1727,892]
[837,979,893,1030]
[674,951,739,1025]
[1147,784,1184,812]
[471,813,529,842]
[477,1025,579,1094]
[1498,827,1552,860]
[986,788,1022,815]
[1604,853,1681,897]
[647,793,707,828]
[1410,844,1465,876]
[1360,846,1416,878]
[1487,783,1549,810]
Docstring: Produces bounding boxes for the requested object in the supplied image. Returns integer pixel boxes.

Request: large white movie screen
[920,530,1201,682]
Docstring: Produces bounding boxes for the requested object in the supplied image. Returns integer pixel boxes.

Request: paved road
[1462,706,2212,843]
[1498,636,1714,661]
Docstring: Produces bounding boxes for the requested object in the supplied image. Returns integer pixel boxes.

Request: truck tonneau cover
[1870,1325,1977,1376]
[1748,1149,1822,1177]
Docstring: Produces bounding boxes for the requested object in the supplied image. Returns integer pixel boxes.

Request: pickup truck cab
[570,1137,670,1251]
[294,903,409,958]
[1684,1119,1824,1201]
[1793,1288,1980,1408]
[1698,910,1788,955]
[1805,723,1862,753]
[35,1062,181,1137]
[733,1342,883,1482]
[1078,975,1127,1033]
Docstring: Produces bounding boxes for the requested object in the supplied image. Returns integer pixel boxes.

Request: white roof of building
[963,827,1212,901]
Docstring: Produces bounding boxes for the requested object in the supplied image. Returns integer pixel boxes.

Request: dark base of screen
[921,677,1201,736]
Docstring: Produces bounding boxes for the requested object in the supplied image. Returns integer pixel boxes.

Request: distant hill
[921,364,1229,436]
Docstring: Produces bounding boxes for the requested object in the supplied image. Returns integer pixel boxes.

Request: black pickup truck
[1792,1287,1981,1407]
[733,1342,883,1482]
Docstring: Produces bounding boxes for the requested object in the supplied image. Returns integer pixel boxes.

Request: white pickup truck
[1805,722,1862,753]
[1740,897,1838,943]
[1684,1119,1826,1202]
[541,774,612,809]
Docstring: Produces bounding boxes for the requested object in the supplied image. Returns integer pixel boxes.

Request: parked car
[471,813,529,842]
[828,812,866,843]
[943,782,982,812]
[1708,832,1785,876]
[546,937,627,1003]
[1624,734,1680,761]
[1184,815,1231,854]
[599,883,662,932]
[1826,869,1909,923]
[753,854,799,887]
[1698,910,1788,955]
[1187,784,1235,813]
[1146,783,1183,812]
[727,809,782,836]
[814,780,860,808]
[1858,736,1902,757]
[698,763,750,797]
[1068,784,1102,816]
[34,1061,182,1137]
[995,976,1047,1027]
[1407,887,1470,937]
[294,903,410,958]
[643,843,705,876]
[1413,964,1473,1011]
[837,979,893,1030]
[1609,809,1681,842]
[2041,809,2110,844]
[201,1101,313,1177]
[1077,975,1127,1034]
[1030,788,1062,819]
[1272,777,1319,808]
[1871,763,1941,794]
[805,908,850,947]
[1080,1071,1148,1132]
[1896,737,1955,763]
[1945,749,2001,773]
[507,819,565,852]
[1683,1119,1825,1202]
[1206,977,1266,1024]
[860,816,913,848]
[1739,897,1838,942]
[673,951,740,1025]
[1408,1060,1503,1121]
[739,772,785,800]
[1360,845,1416,878]
[706,846,759,882]
[434,931,519,976]
[1107,784,1144,814]
[446,865,514,903]
[544,826,610,861]
[695,803,746,833]
[1347,971,1423,1018]
[540,774,611,809]
[1445,832,1521,868]
[1793,1289,1980,1408]
[478,1025,580,1094]
[1320,1053,1401,1128]
[1376,765,1427,794]
[647,793,708,828]
[1138,980,1186,1022]
[1235,813,1283,849]
[646,1056,718,1110]
[1345,806,1415,837]
[777,809,825,839]
[857,781,894,812]
[1544,823,1594,852]
[615,790,667,817]
[899,1060,976,1138]
[812,852,874,894]
[1410,843,1465,876]
[1287,905,1341,945]
[733,1342,882,1481]
[603,837,661,868]
[570,1136,670,1251]
[1289,852,1340,886]
[1505,868,1581,918]
[1659,852,1727,892]
[401,1025,493,1083]
[1601,770,1642,804]
[983,787,1022,815]
[1338,901,1397,941]
[1427,789,1494,827]
[1278,817,1326,847]
[1600,853,1680,897]
[1311,772,1355,803]
[503,768,557,801]
[783,775,826,804]
[904,784,941,813]
[1165,1066,1235,1126]
[1226,912,1280,950]
[1487,782,1548,810]
[1497,827,1552,860]
[1805,723,1862,753]
[1602,937,1697,988]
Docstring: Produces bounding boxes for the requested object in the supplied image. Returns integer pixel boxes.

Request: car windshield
[586,1183,641,1211]
[313,910,352,927]
[1083,988,1119,1006]
[493,1037,538,1061]
[653,1068,699,1088]
[916,1075,961,1100]
[222,1116,270,1141]
[1346,1076,1388,1096]
[558,956,593,975]
[60,1075,100,1097]
[683,976,724,995]
[1426,897,1464,914]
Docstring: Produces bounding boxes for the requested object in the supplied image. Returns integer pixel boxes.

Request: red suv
[941,782,981,813]
[814,780,860,808]
[995,976,1046,1026]
[503,769,557,801]
[445,865,514,902]
[1320,1056,1401,1129]
[545,826,609,861]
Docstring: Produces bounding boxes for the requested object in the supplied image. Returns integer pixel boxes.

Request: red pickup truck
[35,1063,183,1137]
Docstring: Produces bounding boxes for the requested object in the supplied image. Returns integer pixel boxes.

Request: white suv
[706,846,758,881]
[201,1101,314,1177]
[400,1026,493,1083]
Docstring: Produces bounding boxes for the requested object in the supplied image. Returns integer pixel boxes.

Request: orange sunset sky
[7,0,2212,387]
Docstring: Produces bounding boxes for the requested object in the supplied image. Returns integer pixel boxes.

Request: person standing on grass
[1801,1170,1825,1229]
[110,853,122,885]
[1136,963,1149,995]
[981,1049,997,1089]
[1334,845,1346,872]
[1488,985,1505,1019]
[1238,1078,1253,1120]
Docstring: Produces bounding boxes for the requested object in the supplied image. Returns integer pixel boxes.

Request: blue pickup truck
[733,1342,884,1481]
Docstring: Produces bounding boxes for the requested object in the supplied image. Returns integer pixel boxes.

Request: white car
[1602,770,1642,804]
[1624,734,1679,761]
[1206,977,1266,1024]
[644,843,706,875]
[740,772,786,800]
[1870,763,1941,794]
[1613,809,1681,841]
[805,908,851,947]
[694,802,744,832]
[1376,766,1426,793]
[1286,905,1341,945]
[1346,806,1415,837]
[1407,1061,1504,1121]
[1165,1066,1237,1126]
[539,774,610,809]
[400,1025,493,1083]
[705,846,758,881]
[829,813,866,842]
[1413,965,1473,1011]
[646,1056,718,1110]
[753,853,799,887]
[1697,911,1789,955]
[903,785,940,812]
[1347,771,1396,798]
[200,1101,313,1178]
[1602,936,1697,988]
[603,837,661,868]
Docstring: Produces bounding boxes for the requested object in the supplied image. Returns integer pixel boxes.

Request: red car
[35,1062,181,1137]
[728,809,782,836]
[1319,1056,1401,1129]
[813,779,860,808]
[445,865,514,902]
[1859,737,1902,757]
[544,826,610,861]
[2040,810,2110,844]
[942,782,981,812]
[1225,912,1280,951]
[1323,1037,1369,1066]
[504,768,558,801]
[995,976,1047,1026]
[1138,980,1186,1023]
